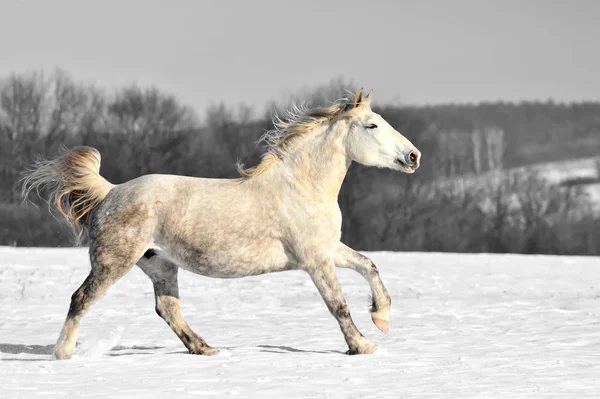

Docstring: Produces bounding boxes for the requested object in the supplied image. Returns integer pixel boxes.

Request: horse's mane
[237,97,355,178]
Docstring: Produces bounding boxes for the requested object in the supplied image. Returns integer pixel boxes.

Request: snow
[1,247,599,398]
[527,156,599,185]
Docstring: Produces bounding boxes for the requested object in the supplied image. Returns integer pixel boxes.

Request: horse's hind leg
[53,208,154,360]
[53,244,145,360]
[137,251,217,356]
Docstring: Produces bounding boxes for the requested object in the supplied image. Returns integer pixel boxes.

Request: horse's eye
[366,124,378,130]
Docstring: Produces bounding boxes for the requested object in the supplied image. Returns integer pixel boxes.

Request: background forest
[2,70,600,254]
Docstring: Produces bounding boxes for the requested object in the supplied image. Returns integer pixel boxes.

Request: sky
[1,0,599,114]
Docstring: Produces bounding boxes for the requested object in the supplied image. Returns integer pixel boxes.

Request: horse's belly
[163,240,294,278]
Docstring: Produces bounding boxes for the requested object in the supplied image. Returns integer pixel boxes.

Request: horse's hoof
[189,346,219,356]
[202,347,219,356]
[372,318,389,334]
[346,341,380,355]
[52,348,74,360]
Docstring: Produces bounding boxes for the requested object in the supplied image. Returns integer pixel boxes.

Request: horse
[22,89,421,359]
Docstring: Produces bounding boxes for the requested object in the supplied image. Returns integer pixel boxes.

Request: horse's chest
[286,205,342,244]
[312,204,342,231]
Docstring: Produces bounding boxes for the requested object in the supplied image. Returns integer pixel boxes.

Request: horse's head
[345,89,420,174]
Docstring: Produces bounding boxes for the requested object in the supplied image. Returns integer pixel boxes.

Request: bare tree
[471,128,483,175]
[107,85,199,136]
[79,87,109,135]
[46,69,100,137]
[268,76,358,118]
[485,126,505,171]
[0,69,107,141]
[0,71,47,140]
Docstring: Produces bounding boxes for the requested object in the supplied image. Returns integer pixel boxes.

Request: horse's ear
[363,90,373,107]
[353,88,364,108]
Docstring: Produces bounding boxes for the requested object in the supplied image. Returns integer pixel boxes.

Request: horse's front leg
[333,242,392,334]
[305,258,379,355]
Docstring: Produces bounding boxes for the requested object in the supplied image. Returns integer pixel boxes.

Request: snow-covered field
[1,247,599,398]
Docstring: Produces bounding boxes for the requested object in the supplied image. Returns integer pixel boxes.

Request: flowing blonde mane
[237,97,355,177]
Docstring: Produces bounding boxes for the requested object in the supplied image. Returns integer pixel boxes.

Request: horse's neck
[270,123,350,204]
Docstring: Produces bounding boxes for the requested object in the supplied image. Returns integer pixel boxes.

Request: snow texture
[1,247,599,398]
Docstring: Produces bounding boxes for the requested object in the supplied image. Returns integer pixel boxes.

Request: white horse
[23,89,421,359]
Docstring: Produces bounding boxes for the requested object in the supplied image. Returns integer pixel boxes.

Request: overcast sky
[1,1,599,113]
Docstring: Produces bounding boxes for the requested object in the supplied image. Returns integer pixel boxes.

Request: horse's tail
[21,146,114,243]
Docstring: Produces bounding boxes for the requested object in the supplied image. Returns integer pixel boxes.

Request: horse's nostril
[408,151,418,164]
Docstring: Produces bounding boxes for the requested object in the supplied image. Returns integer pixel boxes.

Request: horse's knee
[366,259,380,275]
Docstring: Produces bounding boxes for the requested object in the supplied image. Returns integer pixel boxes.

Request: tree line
[2,69,600,254]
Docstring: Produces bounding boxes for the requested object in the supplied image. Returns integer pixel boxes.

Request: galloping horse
[23,89,420,359]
